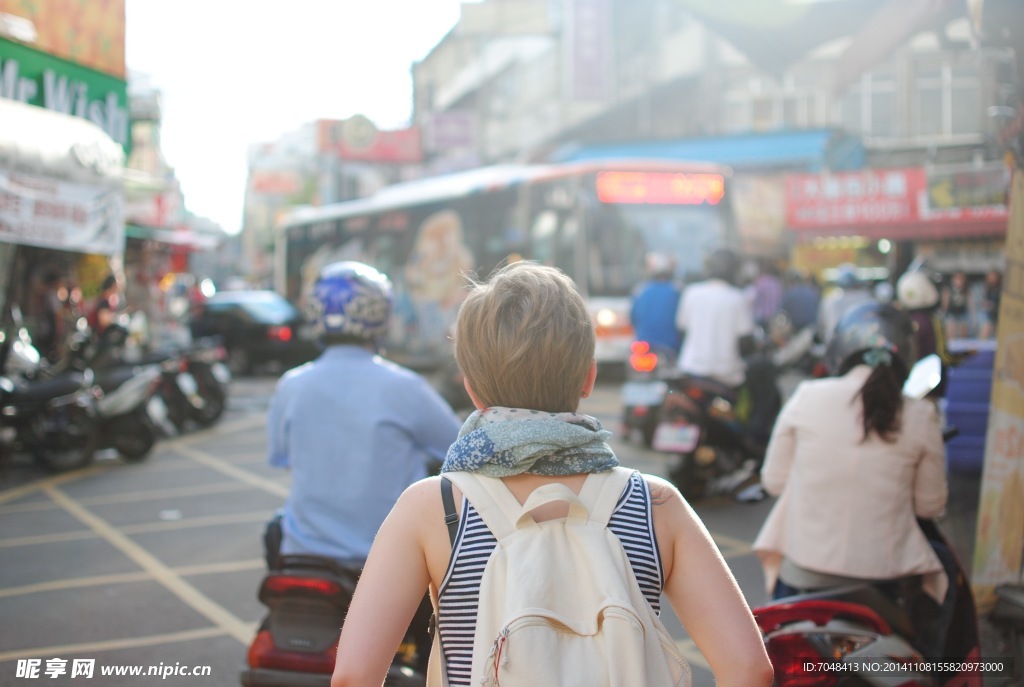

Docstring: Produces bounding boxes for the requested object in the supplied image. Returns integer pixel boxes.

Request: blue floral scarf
[441,406,618,477]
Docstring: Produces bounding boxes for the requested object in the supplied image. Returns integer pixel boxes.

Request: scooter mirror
[903,354,942,399]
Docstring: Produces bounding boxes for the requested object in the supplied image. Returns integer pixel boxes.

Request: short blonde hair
[455,262,595,413]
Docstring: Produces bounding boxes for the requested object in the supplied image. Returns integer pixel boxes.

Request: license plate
[211,363,231,384]
[652,422,700,453]
[176,372,199,396]
[621,381,667,407]
[146,395,169,424]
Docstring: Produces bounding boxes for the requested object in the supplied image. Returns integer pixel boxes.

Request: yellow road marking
[674,637,711,671]
[0,481,256,515]
[0,571,151,598]
[0,464,112,506]
[173,443,288,498]
[43,485,254,645]
[711,532,754,556]
[0,627,229,663]
[118,511,270,535]
[0,560,266,599]
[0,530,97,548]
[174,559,265,576]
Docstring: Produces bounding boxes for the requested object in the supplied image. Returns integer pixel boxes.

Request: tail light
[247,630,336,673]
[267,326,293,342]
[685,385,704,401]
[763,633,838,687]
[812,360,829,378]
[261,575,343,599]
[629,341,658,373]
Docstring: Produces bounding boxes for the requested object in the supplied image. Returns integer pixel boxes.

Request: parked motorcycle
[653,349,781,502]
[0,326,99,472]
[150,339,231,436]
[620,341,673,447]
[240,554,429,687]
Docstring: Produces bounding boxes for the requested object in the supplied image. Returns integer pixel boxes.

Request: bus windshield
[587,203,726,298]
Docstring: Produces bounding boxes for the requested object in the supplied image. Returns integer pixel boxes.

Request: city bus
[276,159,737,370]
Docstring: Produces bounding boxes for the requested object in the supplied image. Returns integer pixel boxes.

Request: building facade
[410,0,1014,279]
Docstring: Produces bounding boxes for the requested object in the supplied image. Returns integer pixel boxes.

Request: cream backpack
[428,467,691,687]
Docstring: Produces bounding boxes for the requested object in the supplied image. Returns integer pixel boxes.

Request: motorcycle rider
[816,263,875,347]
[629,252,681,363]
[753,301,949,655]
[896,268,967,398]
[673,248,782,448]
[265,261,462,568]
[674,248,754,390]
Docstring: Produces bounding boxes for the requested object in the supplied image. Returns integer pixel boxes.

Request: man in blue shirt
[629,253,681,361]
[266,262,461,565]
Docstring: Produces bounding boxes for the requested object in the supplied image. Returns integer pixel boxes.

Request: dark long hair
[843,353,908,443]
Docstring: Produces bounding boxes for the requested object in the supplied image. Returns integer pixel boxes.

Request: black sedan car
[190,291,320,375]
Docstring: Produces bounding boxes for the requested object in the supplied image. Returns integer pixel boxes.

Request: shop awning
[552,129,864,172]
[792,217,1008,242]
[0,97,123,184]
[126,224,222,252]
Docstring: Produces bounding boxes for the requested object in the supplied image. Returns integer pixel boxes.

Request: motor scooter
[652,347,781,502]
[240,554,429,687]
[752,356,984,687]
[620,341,673,448]
[753,518,982,687]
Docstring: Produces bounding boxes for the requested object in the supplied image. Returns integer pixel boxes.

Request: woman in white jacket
[753,301,948,605]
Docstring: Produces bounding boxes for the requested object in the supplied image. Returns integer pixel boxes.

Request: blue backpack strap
[440,477,459,547]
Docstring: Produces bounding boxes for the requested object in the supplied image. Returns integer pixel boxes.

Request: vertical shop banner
[972,168,1024,607]
[564,0,611,101]
[0,171,124,255]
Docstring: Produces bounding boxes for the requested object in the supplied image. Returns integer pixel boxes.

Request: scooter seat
[993,584,1024,626]
[10,374,87,403]
[779,583,916,639]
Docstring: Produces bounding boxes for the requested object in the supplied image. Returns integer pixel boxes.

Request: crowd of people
[255,248,1007,686]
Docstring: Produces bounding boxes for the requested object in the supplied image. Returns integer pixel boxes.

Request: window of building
[913,58,983,138]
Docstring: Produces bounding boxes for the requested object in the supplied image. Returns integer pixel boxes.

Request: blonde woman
[330,262,772,687]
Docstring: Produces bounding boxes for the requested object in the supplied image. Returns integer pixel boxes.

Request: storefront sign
[0,0,126,78]
[786,168,926,228]
[0,169,124,255]
[787,165,1009,234]
[921,162,1011,221]
[0,38,129,149]
[317,117,423,164]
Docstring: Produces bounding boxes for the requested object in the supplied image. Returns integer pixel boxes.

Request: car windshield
[222,294,299,324]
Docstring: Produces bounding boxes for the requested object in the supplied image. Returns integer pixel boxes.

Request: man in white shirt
[675,249,755,389]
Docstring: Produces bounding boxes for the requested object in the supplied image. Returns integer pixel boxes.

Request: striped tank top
[436,471,664,687]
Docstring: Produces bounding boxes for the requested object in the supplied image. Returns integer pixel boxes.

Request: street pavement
[0,374,1004,686]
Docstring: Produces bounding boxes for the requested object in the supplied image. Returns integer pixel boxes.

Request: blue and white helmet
[309,261,393,342]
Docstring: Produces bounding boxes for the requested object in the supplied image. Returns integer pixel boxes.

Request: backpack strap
[578,467,635,526]
[444,468,636,540]
[440,477,459,547]
[444,472,521,540]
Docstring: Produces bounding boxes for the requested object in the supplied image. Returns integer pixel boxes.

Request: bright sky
[125,1,471,235]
